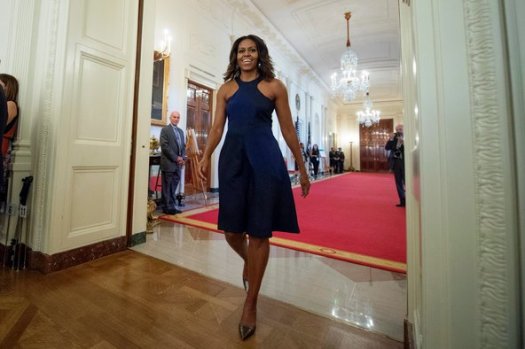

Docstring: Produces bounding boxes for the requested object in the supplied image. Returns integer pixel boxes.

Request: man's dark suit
[335,149,345,173]
[385,135,405,206]
[160,124,186,213]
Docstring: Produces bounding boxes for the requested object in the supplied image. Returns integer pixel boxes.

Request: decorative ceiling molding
[222,0,330,92]
[246,0,402,103]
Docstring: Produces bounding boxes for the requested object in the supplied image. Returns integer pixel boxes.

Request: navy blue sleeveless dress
[218,77,299,238]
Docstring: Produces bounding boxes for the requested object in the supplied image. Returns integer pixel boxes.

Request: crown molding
[222,0,330,92]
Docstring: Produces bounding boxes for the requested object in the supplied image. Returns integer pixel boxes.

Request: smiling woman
[196,34,311,341]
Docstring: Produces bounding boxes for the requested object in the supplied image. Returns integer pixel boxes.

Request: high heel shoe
[242,278,249,292]
[239,324,256,341]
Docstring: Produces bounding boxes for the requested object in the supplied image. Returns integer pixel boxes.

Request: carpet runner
[160,172,406,273]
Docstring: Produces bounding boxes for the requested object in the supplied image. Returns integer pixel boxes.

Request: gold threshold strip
[161,205,406,273]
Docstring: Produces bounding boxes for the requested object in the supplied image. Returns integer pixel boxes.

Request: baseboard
[28,236,127,273]
[130,231,146,246]
[404,318,415,349]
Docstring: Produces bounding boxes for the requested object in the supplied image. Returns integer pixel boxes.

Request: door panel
[74,52,124,142]
[56,0,137,250]
[359,119,393,172]
[70,168,118,236]
[84,0,127,50]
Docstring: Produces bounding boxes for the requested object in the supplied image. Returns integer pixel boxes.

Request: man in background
[160,111,186,214]
[329,146,336,174]
[335,147,345,173]
[385,124,405,207]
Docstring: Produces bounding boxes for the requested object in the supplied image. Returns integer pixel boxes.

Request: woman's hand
[300,175,310,198]
[198,157,209,181]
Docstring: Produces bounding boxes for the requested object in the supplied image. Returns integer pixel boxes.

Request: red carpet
[161,172,406,272]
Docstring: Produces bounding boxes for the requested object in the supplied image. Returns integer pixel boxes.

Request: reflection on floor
[132,215,407,342]
[1,251,402,348]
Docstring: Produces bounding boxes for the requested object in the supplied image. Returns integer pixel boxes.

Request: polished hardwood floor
[0,250,402,348]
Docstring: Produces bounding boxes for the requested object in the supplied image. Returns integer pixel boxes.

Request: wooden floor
[0,250,403,348]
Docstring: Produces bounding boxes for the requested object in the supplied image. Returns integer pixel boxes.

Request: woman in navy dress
[198,34,310,340]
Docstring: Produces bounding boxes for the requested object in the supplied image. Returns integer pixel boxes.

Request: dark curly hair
[223,34,275,82]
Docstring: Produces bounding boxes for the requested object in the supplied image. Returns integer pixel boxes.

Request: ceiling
[249,0,402,104]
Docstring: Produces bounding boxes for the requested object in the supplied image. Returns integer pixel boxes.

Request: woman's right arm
[198,83,228,180]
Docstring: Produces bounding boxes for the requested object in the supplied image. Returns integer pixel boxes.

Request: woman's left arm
[6,101,17,124]
[273,79,310,197]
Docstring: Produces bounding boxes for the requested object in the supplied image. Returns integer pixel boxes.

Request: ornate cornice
[221,0,328,92]
[464,0,509,346]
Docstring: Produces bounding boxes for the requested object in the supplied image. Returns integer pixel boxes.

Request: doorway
[185,81,212,193]
[130,0,411,344]
[359,119,393,172]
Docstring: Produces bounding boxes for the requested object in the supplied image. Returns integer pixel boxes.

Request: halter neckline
[236,75,261,84]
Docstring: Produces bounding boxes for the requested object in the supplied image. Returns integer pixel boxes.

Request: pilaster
[464,0,520,347]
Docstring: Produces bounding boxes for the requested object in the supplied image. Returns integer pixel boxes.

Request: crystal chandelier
[331,12,369,102]
[356,91,381,127]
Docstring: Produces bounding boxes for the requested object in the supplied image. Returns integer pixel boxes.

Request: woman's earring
[258,62,261,69]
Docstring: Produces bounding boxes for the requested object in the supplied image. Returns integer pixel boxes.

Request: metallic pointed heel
[239,324,256,341]
[242,278,249,292]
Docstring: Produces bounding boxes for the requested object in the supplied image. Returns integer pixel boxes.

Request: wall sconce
[154,29,172,61]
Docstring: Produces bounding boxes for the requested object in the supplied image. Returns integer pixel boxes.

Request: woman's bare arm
[273,79,310,197]
[6,101,17,124]
[198,83,229,180]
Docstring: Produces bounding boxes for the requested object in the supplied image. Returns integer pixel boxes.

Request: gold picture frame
[151,52,170,126]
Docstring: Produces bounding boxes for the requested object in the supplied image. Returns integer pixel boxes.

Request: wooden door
[50,0,138,251]
[359,119,393,172]
[185,81,212,192]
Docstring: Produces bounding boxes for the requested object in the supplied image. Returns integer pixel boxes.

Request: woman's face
[237,39,258,72]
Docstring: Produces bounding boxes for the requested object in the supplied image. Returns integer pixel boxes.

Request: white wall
[0,0,13,68]
[1,0,57,251]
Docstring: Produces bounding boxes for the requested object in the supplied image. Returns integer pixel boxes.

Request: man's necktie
[173,126,182,156]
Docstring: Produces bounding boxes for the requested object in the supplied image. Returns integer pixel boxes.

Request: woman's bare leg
[224,232,249,280]
[240,235,270,326]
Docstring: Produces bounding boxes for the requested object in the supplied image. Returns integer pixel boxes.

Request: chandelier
[356,91,381,127]
[331,12,369,102]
